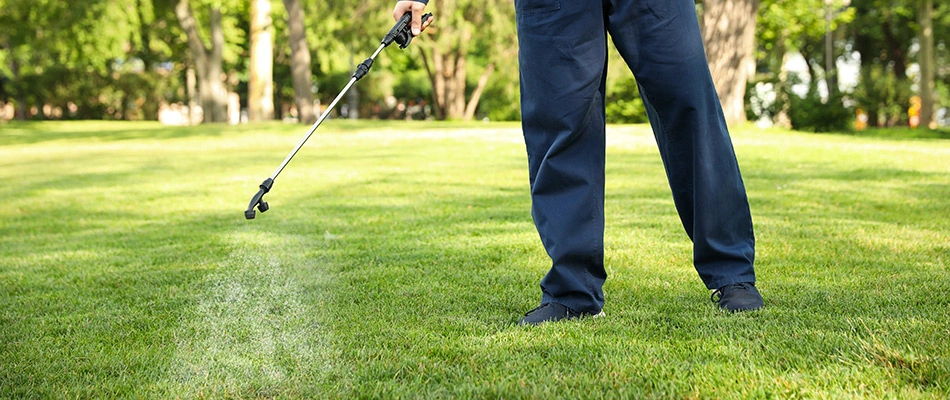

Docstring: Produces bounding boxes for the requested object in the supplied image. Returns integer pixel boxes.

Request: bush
[788,92,853,133]
[787,78,852,133]
[745,78,785,124]
[851,64,913,127]
[477,77,521,122]
[606,75,648,124]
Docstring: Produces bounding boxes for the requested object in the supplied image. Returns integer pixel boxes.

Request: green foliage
[757,0,855,56]
[751,0,945,130]
[932,1,950,121]
[755,0,855,80]
[851,64,914,127]
[938,79,950,125]
[0,0,191,120]
[605,75,648,124]
[849,0,917,49]
[786,75,853,132]
[788,92,852,133]
[477,72,521,122]
[0,0,945,125]
[392,68,432,102]
[745,78,782,124]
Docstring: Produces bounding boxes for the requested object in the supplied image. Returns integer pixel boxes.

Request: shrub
[606,75,648,124]
[851,64,913,127]
[787,78,852,132]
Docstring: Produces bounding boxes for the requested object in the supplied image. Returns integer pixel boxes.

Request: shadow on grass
[1,120,522,147]
[0,121,295,146]
[1,121,221,145]
[0,208,232,397]
[260,145,945,393]
[825,127,950,140]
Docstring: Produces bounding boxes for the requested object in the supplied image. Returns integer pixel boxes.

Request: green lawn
[1,120,948,398]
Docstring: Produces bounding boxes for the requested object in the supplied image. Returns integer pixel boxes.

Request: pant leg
[516,0,608,313]
[606,0,756,289]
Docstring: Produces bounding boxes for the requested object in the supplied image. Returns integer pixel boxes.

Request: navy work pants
[516,0,757,314]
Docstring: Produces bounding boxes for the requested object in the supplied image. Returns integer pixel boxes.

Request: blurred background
[0,0,946,132]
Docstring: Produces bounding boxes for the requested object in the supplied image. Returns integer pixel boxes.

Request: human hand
[392,1,433,36]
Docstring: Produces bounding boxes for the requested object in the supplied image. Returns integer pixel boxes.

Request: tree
[918,0,935,128]
[417,0,515,121]
[700,0,761,126]
[936,2,950,126]
[849,0,917,126]
[752,0,855,128]
[281,0,315,124]
[248,0,275,121]
[0,0,144,120]
[175,0,228,123]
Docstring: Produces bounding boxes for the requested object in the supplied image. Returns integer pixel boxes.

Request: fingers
[421,14,434,30]
[392,1,432,36]
[410,8,423,36]
[417,7,434,34]
[392,1,413,21]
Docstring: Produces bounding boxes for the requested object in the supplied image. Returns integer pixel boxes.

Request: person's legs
[516,0,609,314]
[606,0,757,290]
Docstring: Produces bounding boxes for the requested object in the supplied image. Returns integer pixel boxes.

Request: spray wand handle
[383,12,433,49]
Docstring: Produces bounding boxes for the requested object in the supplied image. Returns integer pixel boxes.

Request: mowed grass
[1,120,948,398]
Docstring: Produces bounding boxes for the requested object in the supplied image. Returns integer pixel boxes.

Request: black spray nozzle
[353,57,374,81]
[245,178,274,220]
[383,12,433,49]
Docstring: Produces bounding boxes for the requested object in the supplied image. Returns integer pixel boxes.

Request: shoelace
[710,282,753,303]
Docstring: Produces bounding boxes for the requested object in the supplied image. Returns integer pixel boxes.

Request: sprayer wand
[245,12,432,220]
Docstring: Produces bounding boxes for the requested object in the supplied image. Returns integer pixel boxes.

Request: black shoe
[711,282,764,312]
[517,302,604,326]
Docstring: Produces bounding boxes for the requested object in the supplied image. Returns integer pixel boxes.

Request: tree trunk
[249,0,275,122]
[187,67,198,124]
[700,0,760,126]
[422,46,445,120]
[11,59,26,121]
[423,33,470,120]
[824,2,837,99]
[774,51,792,129]
[463,63,495,121]
[918,0,935,129]
[416,0,506,121]
[452,46,467,119]
[799,46,818,93]
[882,20,908,79]
[175,0,228,123]
[346,48,359,119]
[418,0,476,122]
[282,0,316,124]
[206,8,228,123]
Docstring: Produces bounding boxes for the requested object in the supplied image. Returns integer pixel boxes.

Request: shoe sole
[518,310,606,326]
